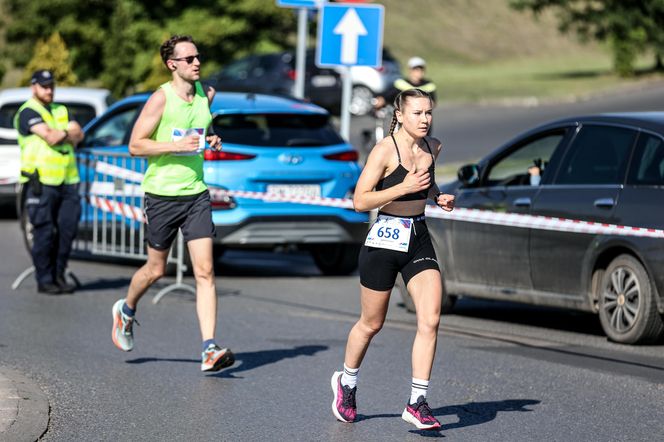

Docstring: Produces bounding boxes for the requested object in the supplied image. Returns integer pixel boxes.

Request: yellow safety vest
[394,78,437,94]
[14,98,79,185]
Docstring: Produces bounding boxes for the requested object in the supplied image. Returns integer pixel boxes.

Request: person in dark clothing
[374,57,437,109]
[14,70,84,294]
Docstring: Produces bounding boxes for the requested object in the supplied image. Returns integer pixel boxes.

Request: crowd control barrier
[13,150,195,303]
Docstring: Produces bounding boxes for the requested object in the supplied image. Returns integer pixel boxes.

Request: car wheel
[598,254,664,344]
[349,85,374,116]
[395,274,457,314]
[311,244,360,276]
[18,187,34,254]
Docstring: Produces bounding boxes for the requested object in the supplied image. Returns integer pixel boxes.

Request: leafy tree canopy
[511,0,664,76]
[3,0,296,95]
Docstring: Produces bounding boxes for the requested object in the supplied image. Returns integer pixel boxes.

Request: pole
[294,8,308,99]
[340,66,352,140]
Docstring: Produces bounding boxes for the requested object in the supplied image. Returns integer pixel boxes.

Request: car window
[0,102,97,129]
[555,125,636,185]
[0,103,21,129]
[222,58,255,80]
[212,113,344,147]
[627,133,664,186]
[83,106,140,147]
[486,132,564,186]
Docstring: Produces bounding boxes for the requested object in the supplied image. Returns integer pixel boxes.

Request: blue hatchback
[78,91,368,274]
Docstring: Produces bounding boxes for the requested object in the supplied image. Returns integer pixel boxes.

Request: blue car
[77,92,368,274]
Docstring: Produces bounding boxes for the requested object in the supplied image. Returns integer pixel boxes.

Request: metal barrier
[12,150,195,303]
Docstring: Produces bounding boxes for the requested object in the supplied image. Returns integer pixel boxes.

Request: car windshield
[212,113,344,147]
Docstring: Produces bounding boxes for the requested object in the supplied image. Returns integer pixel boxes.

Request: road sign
[276,0,320,8]
[316,3,384,67]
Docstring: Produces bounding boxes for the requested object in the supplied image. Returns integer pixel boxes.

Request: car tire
[349,85,374,116]
[395,273,457,314]
[311,244,360,276]
[598,254,664,344]
[18,186,34,254]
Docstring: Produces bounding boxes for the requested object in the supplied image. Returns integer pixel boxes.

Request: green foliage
[3,0,297,96]
[21,32,77,86]
[510,0,664,76]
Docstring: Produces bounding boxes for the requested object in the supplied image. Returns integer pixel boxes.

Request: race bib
[364,214,412,252]
[172,127,205,156]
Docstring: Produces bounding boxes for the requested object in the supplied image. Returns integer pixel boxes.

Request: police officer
[374,57,437,109]
[14,70,84,294]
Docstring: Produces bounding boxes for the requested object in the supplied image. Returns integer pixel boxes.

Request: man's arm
[128,89,200,156]
[19,108,69,146]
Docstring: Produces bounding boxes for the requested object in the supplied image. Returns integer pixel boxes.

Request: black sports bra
[375,135,436,202]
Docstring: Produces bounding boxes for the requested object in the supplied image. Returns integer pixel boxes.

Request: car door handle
[513,197,532,207]
[594,198,615,209]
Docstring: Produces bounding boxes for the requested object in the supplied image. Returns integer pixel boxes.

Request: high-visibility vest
[394,78,437,94]
[14,98,79,185]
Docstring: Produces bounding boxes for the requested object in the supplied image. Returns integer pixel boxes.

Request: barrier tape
[90,161,664,239]
[89,195,144,223]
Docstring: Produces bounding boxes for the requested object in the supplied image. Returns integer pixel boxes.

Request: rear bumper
[215,215,368,247]
[0,182,18,204]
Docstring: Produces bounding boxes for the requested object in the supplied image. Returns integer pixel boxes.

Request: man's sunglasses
[171,54,202,64]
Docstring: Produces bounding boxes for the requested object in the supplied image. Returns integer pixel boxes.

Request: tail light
[375,66,385,72]
[324,151,359,161]
[209,189,237,210]
[287,69,296,81]
[204,150,256,161]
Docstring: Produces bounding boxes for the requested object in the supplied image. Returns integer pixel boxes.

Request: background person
[374,56,437,110]
[14,69,84,294]
[331,88,454,430]
[110,35,234,373]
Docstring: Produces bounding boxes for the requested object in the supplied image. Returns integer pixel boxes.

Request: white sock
[340,364,359,389]
[410,377,429,404]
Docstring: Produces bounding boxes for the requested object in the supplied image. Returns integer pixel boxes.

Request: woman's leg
[406,269,442,380]
[344,285,392,367]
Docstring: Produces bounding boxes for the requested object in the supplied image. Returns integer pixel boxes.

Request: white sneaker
[111,299,135,352]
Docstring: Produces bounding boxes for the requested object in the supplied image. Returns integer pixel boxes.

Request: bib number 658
[377,226,400,240]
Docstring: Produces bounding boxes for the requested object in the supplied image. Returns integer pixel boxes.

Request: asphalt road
[2,86,664,440]
[1,215,663,440]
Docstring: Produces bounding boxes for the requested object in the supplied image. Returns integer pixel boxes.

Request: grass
[378,0,664,104]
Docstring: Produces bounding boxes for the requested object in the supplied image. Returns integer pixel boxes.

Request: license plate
[266,184,321,199]
[311,75,336,88]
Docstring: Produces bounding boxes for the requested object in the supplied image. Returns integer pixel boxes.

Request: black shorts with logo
[144,190,216,250]
[359,213,440,291]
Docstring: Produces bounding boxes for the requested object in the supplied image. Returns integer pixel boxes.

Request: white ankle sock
[410,377,429,404]
[340,364,359,389]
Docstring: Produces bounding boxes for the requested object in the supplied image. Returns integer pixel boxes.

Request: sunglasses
[171,54,202,64]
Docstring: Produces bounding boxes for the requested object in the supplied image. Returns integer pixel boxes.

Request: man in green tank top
[110,35,235,372]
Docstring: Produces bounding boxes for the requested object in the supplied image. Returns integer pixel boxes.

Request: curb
[0,367,49,442]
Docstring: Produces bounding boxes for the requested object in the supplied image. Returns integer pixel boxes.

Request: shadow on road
[124,345,328,378]
[78,277,132,291]
[214,344,328,379]
[357,399,539,436]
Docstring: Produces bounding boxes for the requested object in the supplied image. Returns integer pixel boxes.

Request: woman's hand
[436,193,455,212]
[401,168,430,195]
[206,134,222,151]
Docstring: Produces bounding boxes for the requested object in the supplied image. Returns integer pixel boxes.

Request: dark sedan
[399,113,664,344]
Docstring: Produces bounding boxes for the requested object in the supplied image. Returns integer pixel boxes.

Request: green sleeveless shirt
[141,81,212,196]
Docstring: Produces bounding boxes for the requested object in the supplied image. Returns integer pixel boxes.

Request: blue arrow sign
[276,0,320,8]
[316,3,384,67]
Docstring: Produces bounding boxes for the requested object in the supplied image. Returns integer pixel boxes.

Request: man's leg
[26,185,58,288]
[186,237,216,340]
[54,184,81,291]
[126,245,170,309]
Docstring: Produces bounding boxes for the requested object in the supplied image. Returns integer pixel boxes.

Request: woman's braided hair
[388,88,433,135]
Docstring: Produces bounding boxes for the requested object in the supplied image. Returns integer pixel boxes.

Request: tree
[510,0,664,76]
[3,0,297,95]
[21,32,78,86]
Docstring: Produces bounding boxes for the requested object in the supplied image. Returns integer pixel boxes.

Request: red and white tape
[90,161,664,239]
[89,195,144,223]
[0,177,18,185]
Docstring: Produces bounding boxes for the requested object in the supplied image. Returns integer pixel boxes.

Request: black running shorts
[144,190,216,250]
[359,213,439,291]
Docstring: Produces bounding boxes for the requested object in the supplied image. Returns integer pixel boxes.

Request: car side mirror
[458,164,480,187]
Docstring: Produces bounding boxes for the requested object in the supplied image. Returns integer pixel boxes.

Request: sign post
[277,0,325,99]
[316,3,384,140]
